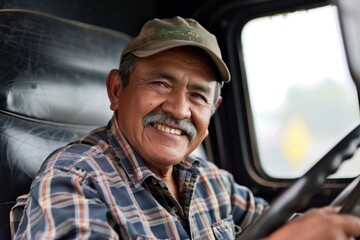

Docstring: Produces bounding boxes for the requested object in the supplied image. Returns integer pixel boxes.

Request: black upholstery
[0,9,131,239]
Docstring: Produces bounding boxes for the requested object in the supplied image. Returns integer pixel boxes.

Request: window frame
[200,0,352,204]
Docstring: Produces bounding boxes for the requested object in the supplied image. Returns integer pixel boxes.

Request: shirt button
[151,178,157,185]
[172,207,178,214]
[224,222,232,230]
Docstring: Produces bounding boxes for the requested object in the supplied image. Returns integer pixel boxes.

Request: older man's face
[108,47,221,170]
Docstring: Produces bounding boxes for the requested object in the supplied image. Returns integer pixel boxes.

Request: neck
[148,165,181,203]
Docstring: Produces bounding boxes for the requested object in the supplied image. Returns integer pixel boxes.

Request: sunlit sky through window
[242,6,350,113]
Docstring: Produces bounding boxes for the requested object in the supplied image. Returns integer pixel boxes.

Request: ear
[106,69,122,111]
[212,96,223,115]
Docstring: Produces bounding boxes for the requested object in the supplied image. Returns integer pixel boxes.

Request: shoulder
[190,156,238,194]
[194,156,268,204]
[37,144,100,176]
[194,156,233,179]
[37,127,111,176]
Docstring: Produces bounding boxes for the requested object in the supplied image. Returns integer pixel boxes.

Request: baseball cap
[121,16,231,84]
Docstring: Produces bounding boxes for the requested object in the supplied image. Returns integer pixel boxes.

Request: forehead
[136,47,218,83]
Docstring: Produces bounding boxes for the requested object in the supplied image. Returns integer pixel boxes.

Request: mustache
[142,111,197,140]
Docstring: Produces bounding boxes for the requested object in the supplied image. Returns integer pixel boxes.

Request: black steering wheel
[237,123,360,239]
[338,175,360,216]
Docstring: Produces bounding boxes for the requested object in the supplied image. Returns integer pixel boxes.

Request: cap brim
[129,40,231,83]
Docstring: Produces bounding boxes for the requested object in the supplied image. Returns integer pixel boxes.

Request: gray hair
[119,53,138,87]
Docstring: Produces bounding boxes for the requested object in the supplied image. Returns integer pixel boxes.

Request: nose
[160,89,191,120]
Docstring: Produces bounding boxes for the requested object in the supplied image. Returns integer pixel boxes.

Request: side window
[241,5,360,179]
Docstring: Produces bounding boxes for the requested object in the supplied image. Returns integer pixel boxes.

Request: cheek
[131,96,161,125]
[192,110,212,134]
[123,90,154,110]
[142,92,165,110]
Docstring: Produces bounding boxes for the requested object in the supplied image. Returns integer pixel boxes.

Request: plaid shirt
[14,117,268,240]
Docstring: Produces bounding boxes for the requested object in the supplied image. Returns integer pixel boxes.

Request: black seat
[0,9,131,239]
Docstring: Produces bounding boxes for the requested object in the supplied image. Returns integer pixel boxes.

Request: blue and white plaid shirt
[14,116,268,239]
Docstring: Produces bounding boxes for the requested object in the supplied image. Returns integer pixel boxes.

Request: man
[14,16,360,239]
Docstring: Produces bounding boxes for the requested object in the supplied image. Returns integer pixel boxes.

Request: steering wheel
[237,123,360,240]
[339,175,360,215]
[337,176,360,240]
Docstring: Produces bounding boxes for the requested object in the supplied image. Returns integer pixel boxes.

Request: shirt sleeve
[13,167,120,240]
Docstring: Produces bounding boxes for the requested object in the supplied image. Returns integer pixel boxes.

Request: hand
[266,207,360,240]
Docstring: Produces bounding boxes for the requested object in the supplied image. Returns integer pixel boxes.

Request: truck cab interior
[1,0,360,239]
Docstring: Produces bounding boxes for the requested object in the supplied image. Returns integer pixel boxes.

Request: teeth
[153,123,182,136]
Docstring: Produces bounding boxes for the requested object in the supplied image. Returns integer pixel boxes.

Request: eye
[149,81,172,94]
[190,92,208,103]
[151,81,168,87]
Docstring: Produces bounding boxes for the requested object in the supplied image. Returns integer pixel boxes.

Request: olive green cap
[121,16,231,84]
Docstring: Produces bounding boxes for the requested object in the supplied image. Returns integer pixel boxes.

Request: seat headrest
[0,11,132,238]
[0,9,131,126]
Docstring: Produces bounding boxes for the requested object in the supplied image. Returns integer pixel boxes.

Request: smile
[152,123,183,136]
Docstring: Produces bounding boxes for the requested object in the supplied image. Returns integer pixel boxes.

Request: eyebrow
[148,70,212,96]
